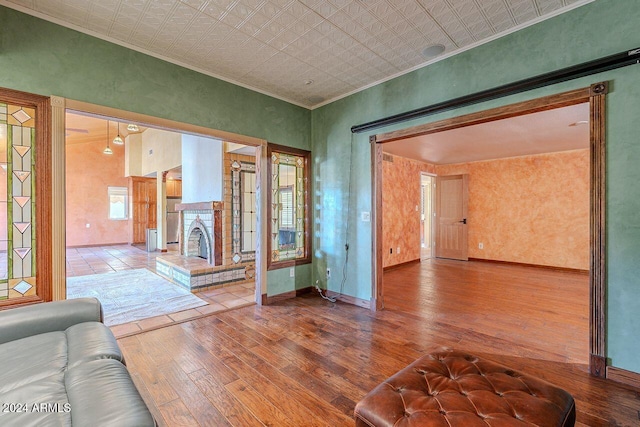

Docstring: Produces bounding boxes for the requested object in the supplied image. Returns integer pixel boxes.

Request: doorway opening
[64,108,262,331]
[372,84,607,375]
[420,174,434,260]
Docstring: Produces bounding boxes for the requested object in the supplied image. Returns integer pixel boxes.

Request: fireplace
[155,200,230,292]
[154,160,256,293]
[176,201,223,266]
[186,217,211,261]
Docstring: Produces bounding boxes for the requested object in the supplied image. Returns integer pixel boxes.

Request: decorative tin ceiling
[3,0,591,108]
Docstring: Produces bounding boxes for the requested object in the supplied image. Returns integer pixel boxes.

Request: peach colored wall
[66,140,130,246]
[435,149,589,270]
[382,154,435,268]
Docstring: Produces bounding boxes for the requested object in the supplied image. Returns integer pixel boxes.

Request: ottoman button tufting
[354,349,576,427]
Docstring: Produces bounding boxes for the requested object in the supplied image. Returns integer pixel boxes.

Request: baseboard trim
[263,286,313,305]
[468,258,589,275]
[383,258,421,271]
[263,286,370,310]
[67,242,129,248]
[606,366,640,388]
[326,290,371,309]
[296,287,313,297]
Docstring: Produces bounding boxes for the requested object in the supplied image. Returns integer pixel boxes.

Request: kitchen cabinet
[129,177,157,244]
[166,179,182,198]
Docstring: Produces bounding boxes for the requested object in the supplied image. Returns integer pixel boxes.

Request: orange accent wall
[382,154,435,268]
[66,140,130,247]
[435,149,589,270]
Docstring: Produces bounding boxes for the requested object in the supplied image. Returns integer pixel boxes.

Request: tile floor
[66,244,167,277]
[108,282,256,339]
[65,244,256,338]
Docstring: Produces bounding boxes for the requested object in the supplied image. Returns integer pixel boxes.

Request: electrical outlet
[289,267,295,278]
[478,242,484,250]
[85,223,90,228]
[326,268,331,279]
[397,247,401,254]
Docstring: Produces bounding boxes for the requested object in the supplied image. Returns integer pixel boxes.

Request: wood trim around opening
[372,138,384,311]
[371,83,607,378]
[375,86,592,144]
[589,81,608,377]
[0,87,52,308]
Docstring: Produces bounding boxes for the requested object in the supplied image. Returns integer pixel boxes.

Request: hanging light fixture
[127,123,139,132]
[103,120,113,155]
[112,122,124,145]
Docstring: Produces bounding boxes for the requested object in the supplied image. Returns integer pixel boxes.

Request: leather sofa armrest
[0,298,103,345]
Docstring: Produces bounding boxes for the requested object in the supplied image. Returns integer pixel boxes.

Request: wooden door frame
[371,82,608,377]
[420,173,436,260]
[0,88,52,308]
[56,99,268,306]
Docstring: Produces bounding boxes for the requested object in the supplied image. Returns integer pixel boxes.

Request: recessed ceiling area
[383,102,590,165]
[2,0,593,108]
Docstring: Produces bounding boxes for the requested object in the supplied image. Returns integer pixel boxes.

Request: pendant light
[103,120,113,155]
[112,122,124,145]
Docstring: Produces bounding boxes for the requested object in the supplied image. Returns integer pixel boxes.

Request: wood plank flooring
[383,258,590,364]
[119,260,639,426]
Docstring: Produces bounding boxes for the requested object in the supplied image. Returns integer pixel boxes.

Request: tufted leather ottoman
[354,349,575,426]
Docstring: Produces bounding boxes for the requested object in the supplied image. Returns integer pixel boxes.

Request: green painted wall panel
[267,263,312,297]
[3,0,640,374]
[604,66,640,371]
[0,7,310,149]
[311,0,640,373]
[0,6,311,298]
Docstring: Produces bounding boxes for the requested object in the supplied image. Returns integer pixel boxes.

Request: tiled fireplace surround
[156,153,256,293]
[181,202,223,266]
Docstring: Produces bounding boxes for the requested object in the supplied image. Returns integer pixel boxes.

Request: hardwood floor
[384,258,590,364]
[119,260,639,427]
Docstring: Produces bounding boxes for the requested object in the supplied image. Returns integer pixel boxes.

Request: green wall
[3,1,640,373]
[311,0,640,373]
[0,7,310,147]
[0,6,313,295]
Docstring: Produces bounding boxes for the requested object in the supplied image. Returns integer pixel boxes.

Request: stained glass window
[0,102,36,300]
[267,147,310,268]
[231,160,256,263]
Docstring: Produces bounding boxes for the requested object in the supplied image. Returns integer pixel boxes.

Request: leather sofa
[0,298,156,426]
